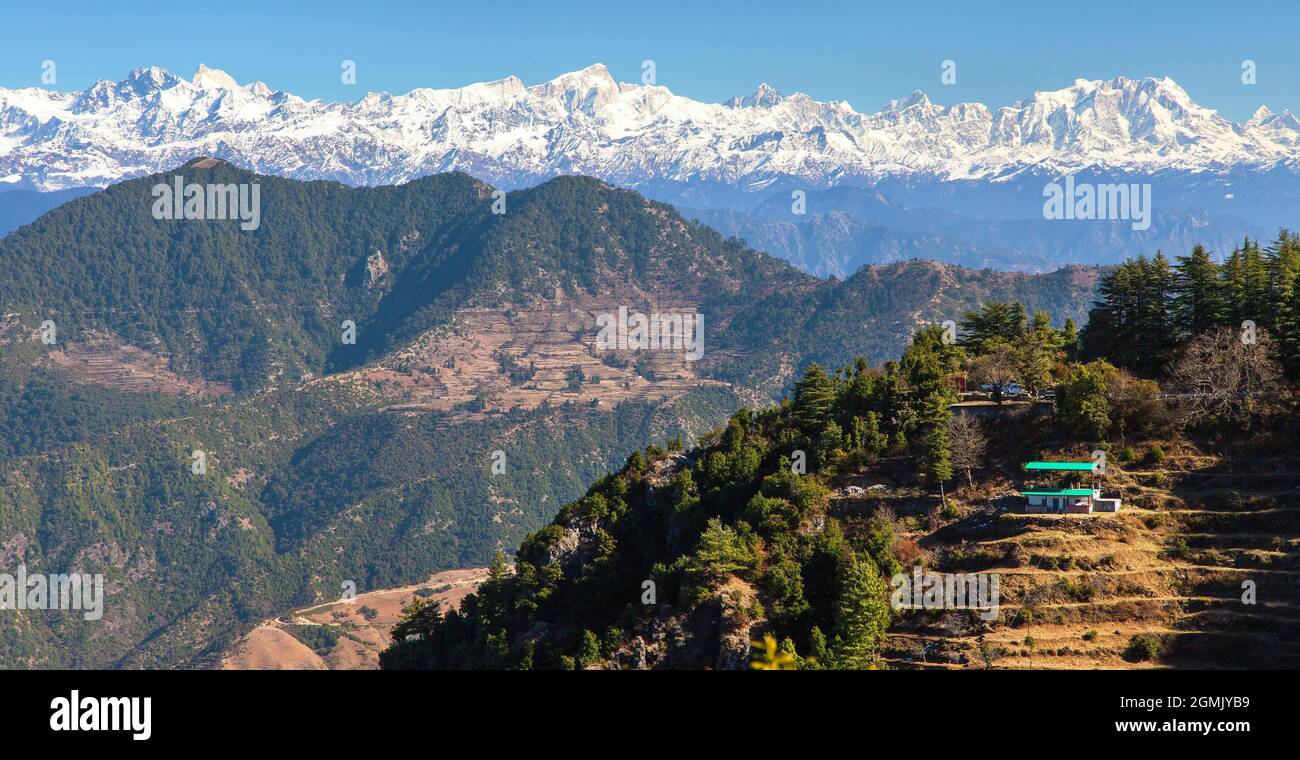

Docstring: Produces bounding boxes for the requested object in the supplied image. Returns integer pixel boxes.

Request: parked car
[979,382,1023,396]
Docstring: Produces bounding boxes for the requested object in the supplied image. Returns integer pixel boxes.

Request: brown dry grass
[221,568,489,670]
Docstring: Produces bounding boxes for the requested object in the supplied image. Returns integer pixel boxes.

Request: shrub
[1162,537,1190,560]
[1057,577,1094,602]
[284,624,340,656]
[1125,634,1164,662]
[679,518,761,595]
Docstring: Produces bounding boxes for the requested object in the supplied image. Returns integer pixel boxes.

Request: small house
[1019,461,1121,514]
[1022,487,1097,513]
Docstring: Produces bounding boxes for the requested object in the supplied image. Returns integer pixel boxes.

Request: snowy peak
[886,89,932,112]
[0,66,1297,192]
[191,64,241,91]
[125,66,184,92]
[728,83,785,109]
[1247,104,1300,129]
[529,63,619,113]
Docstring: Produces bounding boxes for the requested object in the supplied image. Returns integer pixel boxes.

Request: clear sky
[2,0,1296,120]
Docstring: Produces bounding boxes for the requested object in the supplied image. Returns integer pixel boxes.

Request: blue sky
[2,0,1296,120]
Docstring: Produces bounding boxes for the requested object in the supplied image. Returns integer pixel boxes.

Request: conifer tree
[792,363,836,429]
[959,301,1028,354]
[918,393,953,506]
[1267,231,1300,377]
[832,555,891,669]
[1173,243,1223,338]
[1138,252,1178,373]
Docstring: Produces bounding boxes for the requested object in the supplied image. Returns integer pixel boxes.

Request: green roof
[1024,461,1097,472]
[1021,489,1095,497]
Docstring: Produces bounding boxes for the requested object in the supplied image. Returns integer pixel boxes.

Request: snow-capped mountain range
[2,63,1299,193]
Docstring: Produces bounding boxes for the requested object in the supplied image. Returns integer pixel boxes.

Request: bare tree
[1167,326,1286,429]
[968,343,1018,404]
[948,412,988,489]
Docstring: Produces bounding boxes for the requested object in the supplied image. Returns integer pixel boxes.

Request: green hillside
[381,288,1298,670]
[0,161,1107,667]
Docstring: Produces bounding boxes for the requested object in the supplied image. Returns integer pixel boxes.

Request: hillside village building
[1020,461,1121,514]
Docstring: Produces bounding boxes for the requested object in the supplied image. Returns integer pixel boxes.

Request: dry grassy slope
[18,294,729,424]
[221,568,489,670]
[325,295,722,419]
[43,335,234,398]
[835,415,1300,670]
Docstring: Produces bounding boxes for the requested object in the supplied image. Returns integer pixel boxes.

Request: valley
[0,160,1292,673]
[0,161,1098,668]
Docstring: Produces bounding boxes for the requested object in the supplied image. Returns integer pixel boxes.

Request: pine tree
[1137,252,1178,374]
[577,629,601,667]
[1221,243,1246,324]
[1081,256,1175,376]
[792,363,836,429]
[1016,312,1057,394]
[489,549,510,580]
[841,357,881,422]
[959,301,1028,354]
[1081,261,1138,367]
[1267,231,1300,378]
[832,555,891,669]
[1061,318,1079,360]
[1243,238,1272,328]
[1173,244,1223,339]
[852,411,887,457]
[1222,239,1270,328]
[901,325,962,416]
[809,625,831,666]
[918,393,953,506]
[879,362,918,442]
[1284,280,1300,379]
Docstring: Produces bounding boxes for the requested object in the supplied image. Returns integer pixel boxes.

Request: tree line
[1080,232,1300,379]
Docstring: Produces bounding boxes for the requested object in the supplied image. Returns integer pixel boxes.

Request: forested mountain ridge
[1,160,494,390]
[1,159,1101,398]
[1,161,1104,668]
[686,194,1263,277]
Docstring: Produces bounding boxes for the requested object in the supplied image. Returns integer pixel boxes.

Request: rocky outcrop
[607,577,758,670]
[544,515,602,573]
[364,250,389,289]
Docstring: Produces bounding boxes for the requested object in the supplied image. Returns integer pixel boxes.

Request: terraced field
[847,420,1300,669]
[333,299,717,420]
